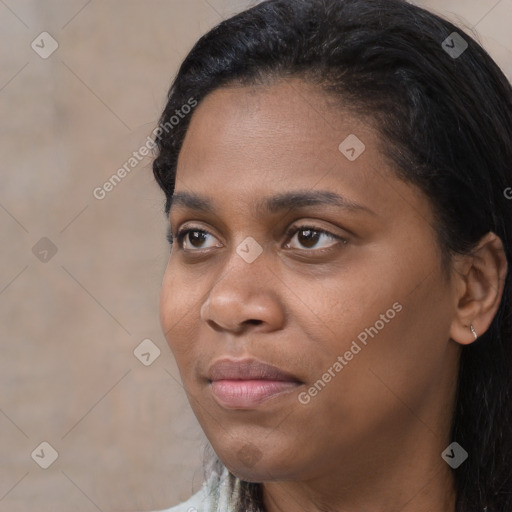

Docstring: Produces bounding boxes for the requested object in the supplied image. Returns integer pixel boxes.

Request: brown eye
[176,228,219,250]
[285,225,345,251]
[187,231,208,248]
[297,229,321,248]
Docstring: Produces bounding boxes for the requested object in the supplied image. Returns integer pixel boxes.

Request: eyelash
[167,224,345,252]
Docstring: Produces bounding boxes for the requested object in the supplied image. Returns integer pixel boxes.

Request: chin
[217,445,301,483]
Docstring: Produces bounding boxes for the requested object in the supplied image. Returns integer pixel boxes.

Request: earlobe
[450,322,481,346]
[449,232,508,346]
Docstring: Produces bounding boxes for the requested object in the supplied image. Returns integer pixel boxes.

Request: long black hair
[152,1,512,510]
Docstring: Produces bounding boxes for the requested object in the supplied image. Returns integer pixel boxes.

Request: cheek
[159,263,202,359]
[316,261,453,422]
[302,235,450,387]
[158,265,177,338]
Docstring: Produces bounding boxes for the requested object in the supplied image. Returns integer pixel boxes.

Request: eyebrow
[168,190,375,216]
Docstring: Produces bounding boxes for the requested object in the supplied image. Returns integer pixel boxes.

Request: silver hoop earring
[470,324,478,340]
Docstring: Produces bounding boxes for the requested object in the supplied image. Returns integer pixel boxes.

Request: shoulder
[150,466,241,512]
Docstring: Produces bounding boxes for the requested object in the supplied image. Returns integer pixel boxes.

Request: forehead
[172,79,434,228]
[177,80,378,188]
[180,78,359,154]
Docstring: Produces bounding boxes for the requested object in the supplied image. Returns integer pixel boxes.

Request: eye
[284,225,346,251]
[167,224,346,253]
[172,227,221,251]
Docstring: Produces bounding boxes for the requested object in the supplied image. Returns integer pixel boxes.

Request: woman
[150,0,512,510]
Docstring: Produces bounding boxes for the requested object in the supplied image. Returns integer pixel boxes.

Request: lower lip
[210,379,301,409]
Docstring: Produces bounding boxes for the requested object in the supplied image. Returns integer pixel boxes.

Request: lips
[206,358,302,409]
[207,358,300,381]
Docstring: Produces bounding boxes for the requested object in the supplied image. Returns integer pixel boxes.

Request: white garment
[152,466,241,512]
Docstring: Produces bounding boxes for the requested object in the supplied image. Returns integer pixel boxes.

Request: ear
[449,232,508,345]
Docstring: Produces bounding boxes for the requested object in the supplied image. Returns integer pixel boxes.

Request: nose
[199,248,285,334]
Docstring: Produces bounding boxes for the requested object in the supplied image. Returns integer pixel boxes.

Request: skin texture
[159,78,507,512]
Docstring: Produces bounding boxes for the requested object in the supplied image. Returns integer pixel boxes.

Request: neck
[262,457,456,512]
[261,421,458,512]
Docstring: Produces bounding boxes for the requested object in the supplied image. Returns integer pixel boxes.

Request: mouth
[206,358,303,409]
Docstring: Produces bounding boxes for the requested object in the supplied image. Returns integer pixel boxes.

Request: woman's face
[159,79,461,484]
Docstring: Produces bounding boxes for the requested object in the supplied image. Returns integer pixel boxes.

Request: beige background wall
[1,1,511,511]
